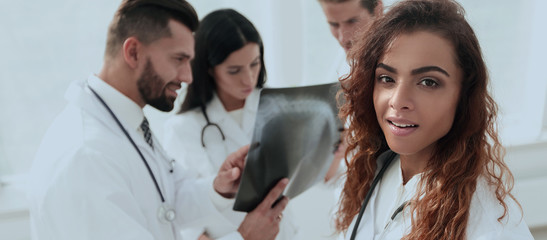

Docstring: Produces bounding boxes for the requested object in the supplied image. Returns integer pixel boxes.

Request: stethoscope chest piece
[158,203,176,223]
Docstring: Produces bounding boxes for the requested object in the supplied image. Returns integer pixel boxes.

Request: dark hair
[318,0,381,14]
[178,9,267,113]
[337,0,517,239]
[105,0,198,58]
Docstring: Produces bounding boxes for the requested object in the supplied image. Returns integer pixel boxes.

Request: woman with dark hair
[163,9,296,240]
[335,0,533,239]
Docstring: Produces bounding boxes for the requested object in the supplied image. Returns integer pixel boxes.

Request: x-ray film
[233,82,342,212]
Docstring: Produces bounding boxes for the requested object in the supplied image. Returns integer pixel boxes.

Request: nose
[338,26,352,49]
[241,68,255,86]
[178,62,193,84]
[389,84,414,111]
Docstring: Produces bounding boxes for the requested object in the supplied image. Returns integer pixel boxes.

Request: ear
[122,37,141,69]
[374,1,384,17]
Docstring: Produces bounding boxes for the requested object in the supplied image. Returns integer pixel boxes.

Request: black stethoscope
[88,85,177,223]
[200,105,225,148]
[349,150,409,240]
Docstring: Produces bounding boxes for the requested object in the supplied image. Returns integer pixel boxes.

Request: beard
[137,59,176,112]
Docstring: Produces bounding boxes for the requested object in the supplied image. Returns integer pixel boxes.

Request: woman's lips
[387,119,419,137]
[242,88,253,94]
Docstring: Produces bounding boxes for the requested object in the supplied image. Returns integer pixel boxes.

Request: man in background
[318,0,383,182]
[27,1,288,239]
[319,0,383,54]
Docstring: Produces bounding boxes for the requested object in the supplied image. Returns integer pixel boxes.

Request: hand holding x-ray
[233,82,342,212]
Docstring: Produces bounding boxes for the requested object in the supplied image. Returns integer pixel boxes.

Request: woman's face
[212,43,261,110]
[373,31,462,160]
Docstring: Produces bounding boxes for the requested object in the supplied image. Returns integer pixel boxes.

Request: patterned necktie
[140,117,153,149]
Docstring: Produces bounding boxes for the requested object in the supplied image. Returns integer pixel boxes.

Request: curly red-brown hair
[336,0,519,239]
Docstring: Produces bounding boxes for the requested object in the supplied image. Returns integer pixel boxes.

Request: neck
[399,153,429,185]
[98,58,144,108]
[217,92,245,112]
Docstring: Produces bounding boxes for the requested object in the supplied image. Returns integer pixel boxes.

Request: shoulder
[470,178,520,219]
[162,110,205,156]
[164,109,204,131]
[32,104,127,172]
[466,177,533,239]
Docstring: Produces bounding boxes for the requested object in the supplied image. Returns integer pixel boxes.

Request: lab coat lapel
[67,79,122,136]
[71,79,175,205]
[202,95,232,169]
[71,79,152,154]
[207,94,250,147]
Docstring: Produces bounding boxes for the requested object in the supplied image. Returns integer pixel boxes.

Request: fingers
[230,167,240,180]
[237,144,250,155]
[271,195,288,216]
[222,145,249,174]
[228,145,250,165]
[258,178,289,210]
[268,194,288,226]
[198,233,212,240]
[214,145,250,198]
[238,178,289,240]
[218,167,240,182]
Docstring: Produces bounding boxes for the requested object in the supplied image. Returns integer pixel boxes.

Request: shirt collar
[87,75,144,132]
[208,89,260,119]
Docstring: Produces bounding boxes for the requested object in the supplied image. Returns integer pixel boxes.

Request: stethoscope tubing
[349,151,397,240]
[200,105,225,148]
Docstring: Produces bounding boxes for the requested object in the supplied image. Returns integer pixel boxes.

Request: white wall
[1,0,546,239]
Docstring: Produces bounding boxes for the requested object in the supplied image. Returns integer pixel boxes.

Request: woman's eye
[173,55,189,63]
[419,78,439,87]
[378,75,394,83]
[251,61,260,68]
[228,69,240,75]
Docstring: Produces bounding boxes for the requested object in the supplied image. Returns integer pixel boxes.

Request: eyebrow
[343,17,359,23]
[175,52,192,60]
[227,56,261,68]
[328,16,359,25]
[377,63,450,77]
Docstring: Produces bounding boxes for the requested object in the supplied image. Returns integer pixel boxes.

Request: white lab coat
[28,76,242,240]
[163,90,298,239]
[164,91,260,178]
[340,155,534,240]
